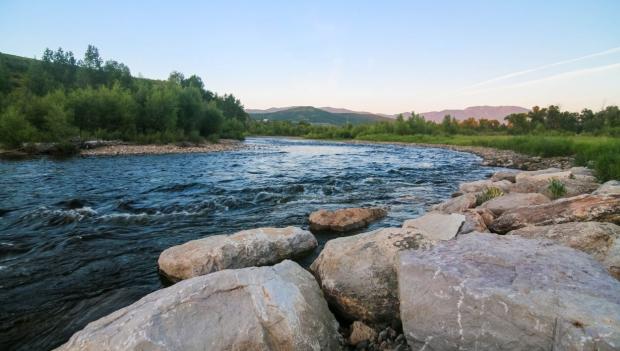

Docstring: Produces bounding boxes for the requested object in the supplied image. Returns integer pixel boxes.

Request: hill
[411,106,529,122]
[249,106,392,125]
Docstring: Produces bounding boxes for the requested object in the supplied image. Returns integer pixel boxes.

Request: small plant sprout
[548,178,567,199]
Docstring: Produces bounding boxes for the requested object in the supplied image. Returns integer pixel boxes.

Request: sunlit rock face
[56,260,343,351]
[398,233,620,351]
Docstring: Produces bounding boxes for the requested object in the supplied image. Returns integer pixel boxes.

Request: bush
[0,108,36,148]
[547,178,567,199]
[476,187,504,205]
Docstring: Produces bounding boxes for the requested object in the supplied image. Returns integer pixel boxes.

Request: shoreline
[80,140,245,157]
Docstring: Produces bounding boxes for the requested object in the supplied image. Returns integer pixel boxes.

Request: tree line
[249,105,620,139]
[0,46,249,148]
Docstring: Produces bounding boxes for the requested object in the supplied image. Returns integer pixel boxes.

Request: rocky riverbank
[80,139,245,156]
[55,163,620,350]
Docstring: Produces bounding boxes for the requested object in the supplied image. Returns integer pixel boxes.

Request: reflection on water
[0,137,502,350]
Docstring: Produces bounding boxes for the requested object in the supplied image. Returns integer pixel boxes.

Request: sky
[1,0,619,114]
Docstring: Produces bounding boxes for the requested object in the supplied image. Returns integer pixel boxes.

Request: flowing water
[0,137,503,350]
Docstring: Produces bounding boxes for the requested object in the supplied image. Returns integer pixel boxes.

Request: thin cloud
[461,46,620,91]
[462,62,620,96]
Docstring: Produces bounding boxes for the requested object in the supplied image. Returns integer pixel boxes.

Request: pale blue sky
[1,0,619,113]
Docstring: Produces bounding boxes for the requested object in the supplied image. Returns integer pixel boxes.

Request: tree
[0,107,36,147]
[82,45,103,70]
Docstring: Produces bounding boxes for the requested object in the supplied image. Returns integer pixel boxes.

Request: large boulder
[512,177,599,198]
[490,171,518,183]
[56,260,343,351]
[310,227,436,325]
[432,193,477,213]
[398,233,620,350]
[158,227,317,281]
[489,194,620,234]
[514,167,563,182]
[458,179,512,193]
[480,192,551,216]
[309,207,387,232]
[402,212,465,240]
[508,222,620,280]
[593,180,620,196]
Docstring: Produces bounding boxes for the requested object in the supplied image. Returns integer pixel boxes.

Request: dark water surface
[0,137,502,350]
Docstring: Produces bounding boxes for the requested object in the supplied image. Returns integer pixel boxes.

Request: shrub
[547,178,567,199]
[476,187,504,205]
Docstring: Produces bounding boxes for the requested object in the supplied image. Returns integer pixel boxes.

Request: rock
[489,194,620,234]
[570,166,595,177]
[310,227,436,324]
[514,167,563,182]
[474,207,495,227]
[512,176,600,198]
[458,179,512,193]
[490,171,518,183]
[398,233,620,350]
[508,222,620,279]
[56,260,343,351]
[402,212,465,240]
[432,193,477,213]
[593,180,620,196]
[349,321,377,345]
[309,207,387,232]
[158,226,317,281]
[480,192,551,216]
[457,209,488,234]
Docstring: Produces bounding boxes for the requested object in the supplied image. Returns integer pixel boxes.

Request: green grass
[353,133,620,181]
[547,178,567,199]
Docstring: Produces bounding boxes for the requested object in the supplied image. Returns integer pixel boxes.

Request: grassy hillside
[249,106,392,125]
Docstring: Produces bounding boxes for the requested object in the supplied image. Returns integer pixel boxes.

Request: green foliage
[0,46,250,148]
[475,187,504,206]
[547,178,567,199]
[0,108,36,148]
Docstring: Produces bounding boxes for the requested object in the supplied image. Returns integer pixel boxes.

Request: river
[0,137,503,350]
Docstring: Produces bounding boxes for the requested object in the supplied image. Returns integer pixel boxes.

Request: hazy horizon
[1,0,619,114]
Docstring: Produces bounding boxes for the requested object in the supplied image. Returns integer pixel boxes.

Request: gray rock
[457,209,489,234]
[514,167,563,182]
[432,193,477,213]
[489,194,620,234]
[56,260,343,351]
[490,171,518,183]
[593,180,620,196]
[158,226,317,281]
[402,212,465,240]
[508,221,620,280]
[458,179,512,193]
[310,227,436,324]
[398,233,620,351]
[480,192,551,216]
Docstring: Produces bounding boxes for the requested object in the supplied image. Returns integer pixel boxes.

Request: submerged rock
[56,260,343,351]
[480,192,551,216]
[158,226,317,281]
[398,233,620,350]
[489,194,620,234]
[310,227,436,325]
[402,212,465,240]
[508,221,620,279]
[309,207,387,232]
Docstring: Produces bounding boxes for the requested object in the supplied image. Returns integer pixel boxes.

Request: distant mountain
[318,107,392,117]
[405,106,529,122]
[246,107,296,114]
[248,106,392,125]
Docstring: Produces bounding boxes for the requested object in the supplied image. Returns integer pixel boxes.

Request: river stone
[593,180,620,196]
[56,260,343,351]
[309,207,387,232]
[480,192,551,216]
[489,194,620,234]
[310,227,436,325]
[508,222,620,280]
[398,233,620,351]
[402,212,465,240]
[432,193,477,213]
[158,226,317,281]
[490,171,518,183]
[458,179,512,193]
[458,209,488,234]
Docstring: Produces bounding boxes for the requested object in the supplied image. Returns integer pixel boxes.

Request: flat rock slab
[56,260,343,351]
[508,221,620,279]
[402,212,465,240]
[310,227,436,325]
[480,192,551,216]
[158,226,317,281]
[309,207,387,232]
[489,194,620,234]
[398,233,620,351]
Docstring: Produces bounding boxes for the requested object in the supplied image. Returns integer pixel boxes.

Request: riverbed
[0,137,504,350]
